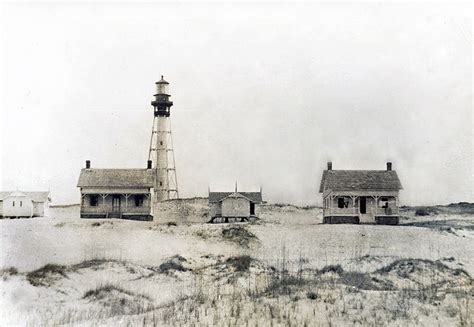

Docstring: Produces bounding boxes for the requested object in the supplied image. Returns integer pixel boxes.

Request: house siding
[3,196,33,217]
[32,202,44,217]
[221,197,250,217]
[210,202,222,218]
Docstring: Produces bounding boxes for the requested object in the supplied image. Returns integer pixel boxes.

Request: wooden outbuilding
[209,188,263,223]
[77,160,155,220]
[0,191,51,218]
[319,162,402,225]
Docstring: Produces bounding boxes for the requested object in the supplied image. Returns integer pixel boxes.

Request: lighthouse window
[12,201,15,207]
[20,201,22,207]
[159,181,163,186]
[160,141,163,146]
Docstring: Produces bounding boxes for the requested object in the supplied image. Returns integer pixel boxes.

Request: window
[20,201,22,207]
[159,181,163,186]
[12,201,15,207]
[160,141,163,146]
[379,197,389,208]
[90,195,99,207]
[337,197,349,208]
[135,195,144,207]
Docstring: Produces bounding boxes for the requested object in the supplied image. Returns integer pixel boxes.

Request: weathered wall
[209,202,222,218]
[221,197,250,217]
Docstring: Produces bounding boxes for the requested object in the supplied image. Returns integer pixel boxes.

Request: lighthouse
[148,76,179,202]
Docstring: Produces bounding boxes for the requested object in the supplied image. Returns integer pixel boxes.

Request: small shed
[0,191,51,218]
[209,189,263,223]
[319,162,403,225]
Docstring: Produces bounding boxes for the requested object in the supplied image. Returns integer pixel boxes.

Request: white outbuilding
[208,189,263,223]
[0,191,51,218]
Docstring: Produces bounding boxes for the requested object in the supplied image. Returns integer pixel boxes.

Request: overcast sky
[0,2,472,205]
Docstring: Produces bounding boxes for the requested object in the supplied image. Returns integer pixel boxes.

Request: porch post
[100,194,107,205]
[351,196,357,214]
[124,194,130,210]
[374,196,379,215]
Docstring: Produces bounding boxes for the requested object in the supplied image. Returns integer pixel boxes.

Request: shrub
[226,255,252,272]
[167,222,177,227]
[27,264,67,286]
[222,226,258,248]
[1,266,19,280]
[318,265,344,276]
[2,267,18,276]
[83,283,135,300]
[306,291,318,300]
[158,255,188,274]
[415,209,430,216]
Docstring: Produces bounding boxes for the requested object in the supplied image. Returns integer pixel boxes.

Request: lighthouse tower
[148,76,179,201]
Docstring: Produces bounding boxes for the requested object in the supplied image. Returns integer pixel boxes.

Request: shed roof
[0,191,50,202]
[77,169,155,188]
[319,170,403,193]
[209,192,262,203]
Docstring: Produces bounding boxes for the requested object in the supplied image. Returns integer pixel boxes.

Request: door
[250,202,255,215]
[359,197,366,214]
[112,195,121,214]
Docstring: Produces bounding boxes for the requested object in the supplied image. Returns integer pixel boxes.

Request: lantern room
[155,75,170,95]
[151,76,173,117]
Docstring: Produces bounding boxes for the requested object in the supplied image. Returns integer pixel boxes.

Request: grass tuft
[26,264,67,287]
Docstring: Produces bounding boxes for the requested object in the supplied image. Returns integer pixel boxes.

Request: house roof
[319,170,403,193]
[0,191,50,202]
[209,192,262,203]
[77,169,155,188]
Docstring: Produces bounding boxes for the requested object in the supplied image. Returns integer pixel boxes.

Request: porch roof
[319,170,403,193]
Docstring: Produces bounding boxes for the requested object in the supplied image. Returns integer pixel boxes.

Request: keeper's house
[319,162,402,225]
[77,160,154,221]
[209,188,263,223]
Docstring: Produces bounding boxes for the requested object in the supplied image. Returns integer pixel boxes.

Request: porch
[80,192,152,220]
[323,194,399,224]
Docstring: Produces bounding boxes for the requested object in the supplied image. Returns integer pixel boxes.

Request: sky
[0,2,472,205]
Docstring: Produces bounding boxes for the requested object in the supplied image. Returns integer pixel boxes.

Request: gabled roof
[319,170,403,193]
[209,191,262,203]
[0,191,50,202]
[77,169,155,188]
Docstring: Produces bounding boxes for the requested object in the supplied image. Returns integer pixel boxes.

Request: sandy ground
[0,202,472,326]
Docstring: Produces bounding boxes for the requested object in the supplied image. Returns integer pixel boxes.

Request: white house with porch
[319,162,403,225]
[77,160,155,221]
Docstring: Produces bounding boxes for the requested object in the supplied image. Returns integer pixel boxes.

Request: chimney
[327,162,332,170]
[147,160,152,169]
[386,162,392,171]
[85,160,91,169]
